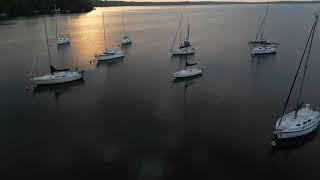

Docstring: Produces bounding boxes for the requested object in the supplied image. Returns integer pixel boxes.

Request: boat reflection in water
[135,159,165,180]
[57,42,71,50]
[32,78,85,99]
[172,74,203,83]
[270,128,319,152]
[96,57,124,68]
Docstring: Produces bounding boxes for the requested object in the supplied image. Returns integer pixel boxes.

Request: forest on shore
[1,0,320,17]
[0,0,94,17]
[92,0,320,7]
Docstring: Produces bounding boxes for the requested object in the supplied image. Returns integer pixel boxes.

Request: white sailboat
[173,52,203,79]
[273,14,320,142]
[95,13,124,61]
[55,4,70,45]
[250,4,278,55]
[120,10,132,45]
[31,18,83,85]
[171,14,195,56]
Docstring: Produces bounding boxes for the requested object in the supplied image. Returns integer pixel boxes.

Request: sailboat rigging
[55,4,70,45]
[249,3,278,45]
[250,3,279,55]
[95,12,124,61]
[254,4,269,44]
[171,15,195,56]
[31,17,83,85]
[121,10,132,45]
[272,14,320,142]
[170,13,183,53]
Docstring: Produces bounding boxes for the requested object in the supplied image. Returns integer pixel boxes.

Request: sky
[107,0,310,2]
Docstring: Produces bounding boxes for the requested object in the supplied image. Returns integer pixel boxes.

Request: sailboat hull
[173,68,203,78]
[121,37,132,45]
[274,105,320,139]
[95,50,124,61]
[276,121,319,139]
[95,54,124,61]
[31,72,83,85]
[252,46,277,55]
[172,47,195,55]
[57,38,70,45]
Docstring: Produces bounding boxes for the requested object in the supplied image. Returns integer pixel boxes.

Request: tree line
[0,0,94,17]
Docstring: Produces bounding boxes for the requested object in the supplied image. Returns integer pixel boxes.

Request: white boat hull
[95,53,124,61]
[275,104,320,139]
[57,38,70,45]
[31,72,83,85]
[173,68,203,78]
[121,37,132,45]
[252,46,277,55]
[276,122,319,139]
[172,47,195,55]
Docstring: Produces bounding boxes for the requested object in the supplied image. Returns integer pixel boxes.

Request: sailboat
[171,14,195,56]
[55,5,70,45]
[273,14,320,141]
[250,4,278,55]
[120,10,132,45]
[173,52,203,79]
[95,13,124,61]
[31,17,83,85]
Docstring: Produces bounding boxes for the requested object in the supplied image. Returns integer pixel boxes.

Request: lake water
[1,4,320,179]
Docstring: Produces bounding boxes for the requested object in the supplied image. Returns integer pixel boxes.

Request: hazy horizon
[104,0,316,2]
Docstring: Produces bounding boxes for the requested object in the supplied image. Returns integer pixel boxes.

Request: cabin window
[296,124,301,126]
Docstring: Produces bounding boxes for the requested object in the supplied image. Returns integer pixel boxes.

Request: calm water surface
[1,4,320,179]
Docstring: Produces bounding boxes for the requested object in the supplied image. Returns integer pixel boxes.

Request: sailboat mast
[122,10,125,37]
[103,13,107,50]
[260,27,265,41]
[170,13,182,52]
[55,4,58,39]
[295,15,319,110]
[260,4,269,41]
[255,3,269,42]
[179,13,182,43]
[43,17,52,72]
[277,15,318,127]
[186,18,190,41]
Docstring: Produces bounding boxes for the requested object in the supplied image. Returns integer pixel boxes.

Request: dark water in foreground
[2,5,320,179]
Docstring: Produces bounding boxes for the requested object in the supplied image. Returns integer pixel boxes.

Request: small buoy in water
[270,140,277,147]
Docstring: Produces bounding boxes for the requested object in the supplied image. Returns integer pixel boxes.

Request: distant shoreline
[1,1,319,20]
[93,1,320,7]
